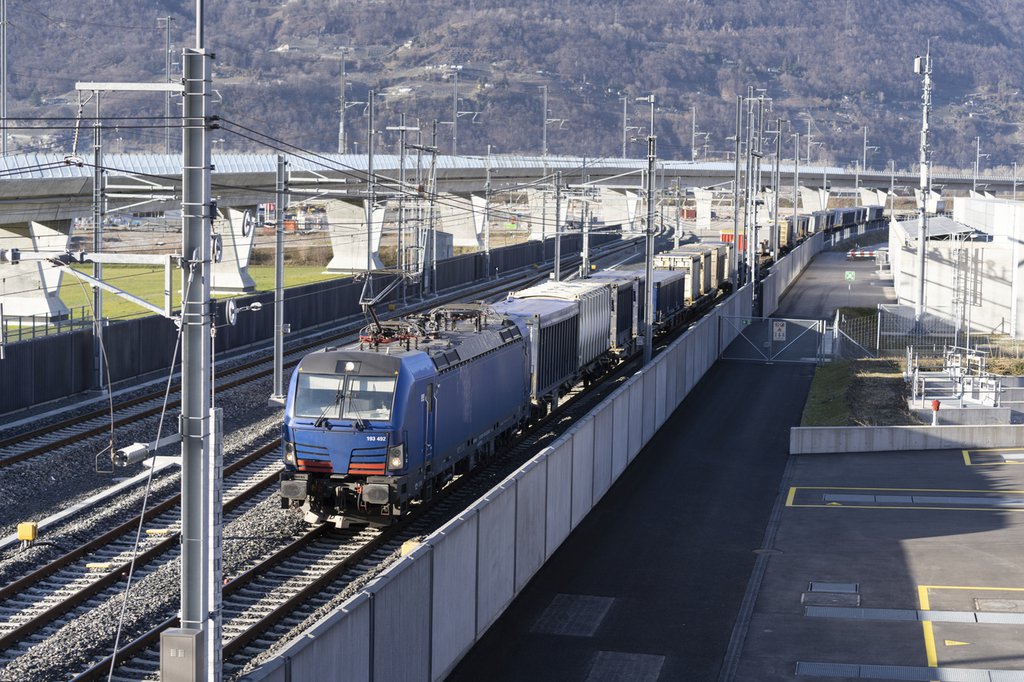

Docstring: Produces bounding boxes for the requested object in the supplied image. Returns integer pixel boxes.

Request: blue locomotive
[279,267,715,527]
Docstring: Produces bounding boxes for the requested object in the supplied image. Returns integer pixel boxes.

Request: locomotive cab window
[295,374,396,422]
[343,376,396,420]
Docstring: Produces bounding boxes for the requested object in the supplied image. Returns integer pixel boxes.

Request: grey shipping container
[587,270,639,351]
[512,280,613,369]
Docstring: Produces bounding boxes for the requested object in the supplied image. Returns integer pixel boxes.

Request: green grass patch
[801,357,921,426]
[801,359,854,426]
[58,264,347,322]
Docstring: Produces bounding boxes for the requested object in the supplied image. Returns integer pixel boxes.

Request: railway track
[0,436,284,665]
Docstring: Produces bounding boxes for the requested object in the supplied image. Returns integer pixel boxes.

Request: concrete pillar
[0,219,72,319]
[799,186,830,213]
[915,189,946,213]
[326,199,385,273]
[601,189,641,233]
[694,188,713,231]
[433,193,482,249]
[210,207,256,294]
[859,188,887,206]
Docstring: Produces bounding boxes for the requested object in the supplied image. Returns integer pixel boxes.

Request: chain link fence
[834,304,1024,360]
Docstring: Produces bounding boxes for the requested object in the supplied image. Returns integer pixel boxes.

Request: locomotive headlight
[283,441,296,466]
[388,443,405,470]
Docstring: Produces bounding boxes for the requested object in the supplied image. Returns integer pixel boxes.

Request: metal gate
[719,316,826,363]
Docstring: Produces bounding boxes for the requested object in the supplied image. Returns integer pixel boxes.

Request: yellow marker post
[17,522,37,542]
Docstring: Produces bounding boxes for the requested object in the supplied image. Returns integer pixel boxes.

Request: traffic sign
[772,320,786,341]
[844,271,856,282]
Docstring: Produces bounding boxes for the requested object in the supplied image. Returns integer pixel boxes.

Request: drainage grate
[801,592,861,607]
[796,661,997,681]
[808,582,860,594]
[531,594,614,637]
[585,651,665,682]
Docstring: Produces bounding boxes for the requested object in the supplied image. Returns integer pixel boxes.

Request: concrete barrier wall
[790,424,1024,454]
[761,232,824,317]
[242,284,758,682]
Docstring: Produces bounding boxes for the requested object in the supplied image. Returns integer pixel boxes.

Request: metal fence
[834,304,1024,360]
[1,305,93,344]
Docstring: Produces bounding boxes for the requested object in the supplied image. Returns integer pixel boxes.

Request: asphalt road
[448,360,816,682]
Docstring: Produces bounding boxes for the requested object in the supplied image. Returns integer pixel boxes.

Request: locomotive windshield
[294,374,396,422]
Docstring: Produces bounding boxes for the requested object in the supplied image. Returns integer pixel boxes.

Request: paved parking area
[735,447,1024,680]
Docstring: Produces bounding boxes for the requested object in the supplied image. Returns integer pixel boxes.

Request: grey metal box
[160,628,203,682]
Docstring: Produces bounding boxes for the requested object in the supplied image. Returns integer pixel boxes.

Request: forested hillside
[13,0,1024,171]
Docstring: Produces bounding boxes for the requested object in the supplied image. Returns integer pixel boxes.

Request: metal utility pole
[581,202,591,277]
[674,182,681,250]
[691,105,697,162]
[366,91,375,275]
[429,122,438,293]
[643,132,657,365]
[270,155,288,403]
[861,126,877,173]
[621,95,628,159]
[805,117,812,165]
[171,20,221,678]
[771,118,782,261]
[793,132,800,241]
[485,144,492,277]
[387,116,419,291]
[451,69,459,156]
[972,136,988,192]
[732,95,742,289]
[159,16,174,155]
[541,85,548,161]
[914,46,932,322]
[1012,161,1019,338]
[1,0,7,156]
[92,95,105,391]
[553,171,562,281]
[337,57,347,154]
[743,92,756,291]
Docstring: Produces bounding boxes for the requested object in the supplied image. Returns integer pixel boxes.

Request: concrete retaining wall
[790,424,1024,454]
[242,284,754,682]
[761,232,824,317]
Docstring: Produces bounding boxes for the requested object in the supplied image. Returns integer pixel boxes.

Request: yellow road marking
[962,448,1024,466]
[918,585,1024,672]
[785,486,797,507]
[918,586,937,667]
